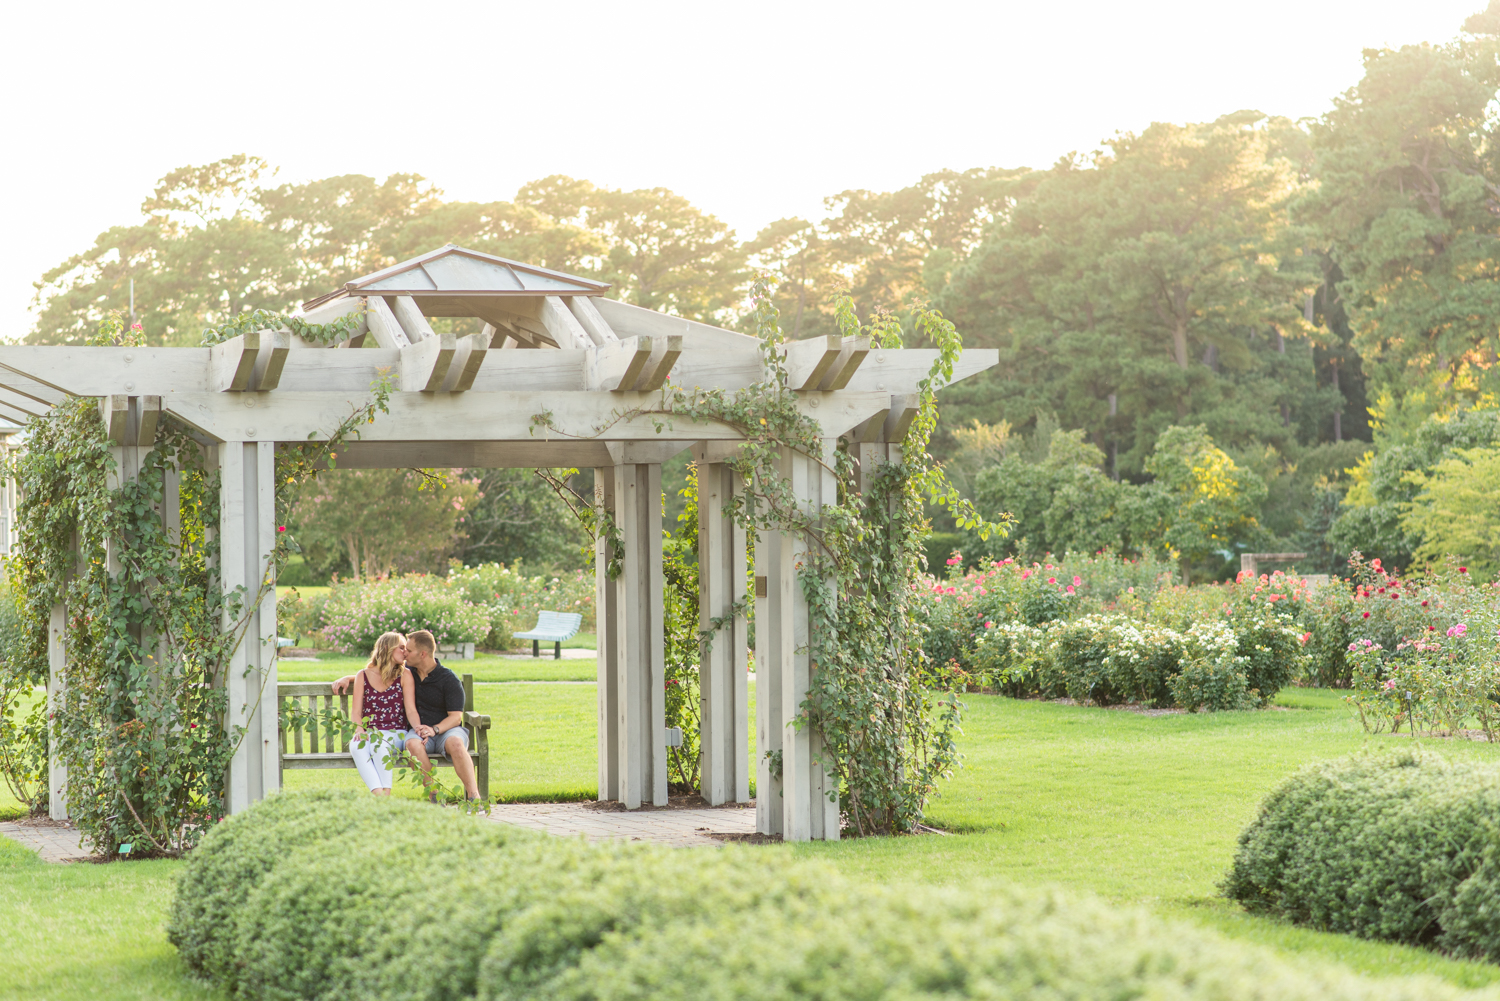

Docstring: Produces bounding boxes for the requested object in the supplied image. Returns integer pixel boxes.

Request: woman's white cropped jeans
[351,729,412,791]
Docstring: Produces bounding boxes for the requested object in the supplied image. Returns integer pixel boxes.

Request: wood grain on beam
[365,296,413,349]
[883,394,920,442]
[251,331,291,390]
[390,295,436,343]
[99,395,128,444]
[587,337,655,391]
[540,296,594,350]
[136,396,161,446]
[635,335,682,391]
[819,335,871,390]
[843,348,998,393]
[566,296,619,346]
[399,333,457,392]
[592,297,757,351]
[210,333,261,392]
[441,333,488,392]
[165,390,892,444]
[783,335,843,391]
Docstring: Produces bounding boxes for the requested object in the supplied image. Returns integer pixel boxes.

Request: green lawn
[8,684,1500,998]
[0,837,225,1000]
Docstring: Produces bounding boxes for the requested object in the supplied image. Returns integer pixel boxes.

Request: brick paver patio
[0,819,90,862]
[0,800,763,862]
[486,801,758,847]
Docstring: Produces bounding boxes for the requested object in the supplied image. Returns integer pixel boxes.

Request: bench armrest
[463,712,491,730]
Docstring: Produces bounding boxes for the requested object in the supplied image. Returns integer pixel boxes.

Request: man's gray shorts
[413,727,469,757]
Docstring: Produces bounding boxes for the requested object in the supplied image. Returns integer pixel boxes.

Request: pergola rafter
[5,245,997,841]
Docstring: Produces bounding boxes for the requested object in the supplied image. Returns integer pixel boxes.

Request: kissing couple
[330,628,483,802]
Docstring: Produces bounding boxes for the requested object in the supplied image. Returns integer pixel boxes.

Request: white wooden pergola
[3,245,995,841]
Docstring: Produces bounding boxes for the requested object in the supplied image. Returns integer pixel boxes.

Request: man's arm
[330,674,357,695]
[433,710,464,736]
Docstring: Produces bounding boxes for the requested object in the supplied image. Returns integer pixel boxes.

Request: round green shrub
[176,790,1493,1001]
[1223,747,1500,958]
[554,881,1477,1001]
[167,789,394,985]
[229,807,563,1001]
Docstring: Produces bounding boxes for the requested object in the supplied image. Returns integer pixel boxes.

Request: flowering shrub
[1339,558,1500,739]
[969,614,1279,711]
[921,553,1300,709]
[447,560,595,650]
[320,575,491,654]
[1170,621,1257,712]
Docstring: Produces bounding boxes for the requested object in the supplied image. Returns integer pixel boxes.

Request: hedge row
[172,790,1488,1001]
[1224,748,1500,959]
[967,614,1301,711]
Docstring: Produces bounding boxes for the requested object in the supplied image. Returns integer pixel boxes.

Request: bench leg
[532,639,539,658]
[554,641,561,660]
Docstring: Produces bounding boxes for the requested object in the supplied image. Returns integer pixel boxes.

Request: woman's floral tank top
[361,669,407,730]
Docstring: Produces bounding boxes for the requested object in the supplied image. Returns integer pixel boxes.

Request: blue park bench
[513,610,583,659]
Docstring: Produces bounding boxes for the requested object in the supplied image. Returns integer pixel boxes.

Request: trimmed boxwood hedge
[1223,747,1500,959]
[173,790,1488,1000]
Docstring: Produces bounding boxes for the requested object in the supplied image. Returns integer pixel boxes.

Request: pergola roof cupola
[305,244,609,308]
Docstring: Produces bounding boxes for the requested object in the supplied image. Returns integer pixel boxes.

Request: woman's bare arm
[401,668,424,732]
[351,672,366,735]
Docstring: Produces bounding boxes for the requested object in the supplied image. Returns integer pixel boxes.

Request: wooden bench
[277,673,490,799]
[512,610,584,659]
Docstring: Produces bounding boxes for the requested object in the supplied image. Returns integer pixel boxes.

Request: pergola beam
[163,390,894,444]
[366,296,413,349]
[0,345,997,399]
[567,295,620,346]
[399,333,457,392]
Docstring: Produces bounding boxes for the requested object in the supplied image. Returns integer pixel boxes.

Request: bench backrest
[276,675,476,756]
[278,683,353,755]
[530,610,583,638]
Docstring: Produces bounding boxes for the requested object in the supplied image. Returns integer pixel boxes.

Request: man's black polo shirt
[412,659,465,726]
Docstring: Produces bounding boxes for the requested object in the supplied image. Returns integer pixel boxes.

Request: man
[332,630,482,802]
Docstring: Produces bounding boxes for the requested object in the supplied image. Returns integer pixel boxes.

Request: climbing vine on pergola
[0,245,997,851]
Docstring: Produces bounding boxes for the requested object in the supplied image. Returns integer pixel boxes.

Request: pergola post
[595,462,667,809]
[694,446,749,806]
[219,441,280,813]
[755,441,841,841]
[47,597,67,820]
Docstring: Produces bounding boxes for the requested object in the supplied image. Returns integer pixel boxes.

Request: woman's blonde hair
[365,631,406,685]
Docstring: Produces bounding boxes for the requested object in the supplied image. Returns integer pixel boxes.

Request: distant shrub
[177,790,1486,1001]
[979,614,1281,711]
[1170,621,1256,712]
[319,574,491,654]
[278,587,330,647]
[1224,748,1500,960]
[1044,615,1182,707]
[448,560,596,650]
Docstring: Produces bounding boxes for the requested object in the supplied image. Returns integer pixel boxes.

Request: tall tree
[1298,8,1500,430]
[517,176,746,323]
[940,113,1321,473]
[29,162,745,343]
[289,469,477,580]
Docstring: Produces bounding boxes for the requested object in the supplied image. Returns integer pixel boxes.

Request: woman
[349,631,423,795]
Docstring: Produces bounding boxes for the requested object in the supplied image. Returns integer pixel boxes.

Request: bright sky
[0,0,1484,337]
